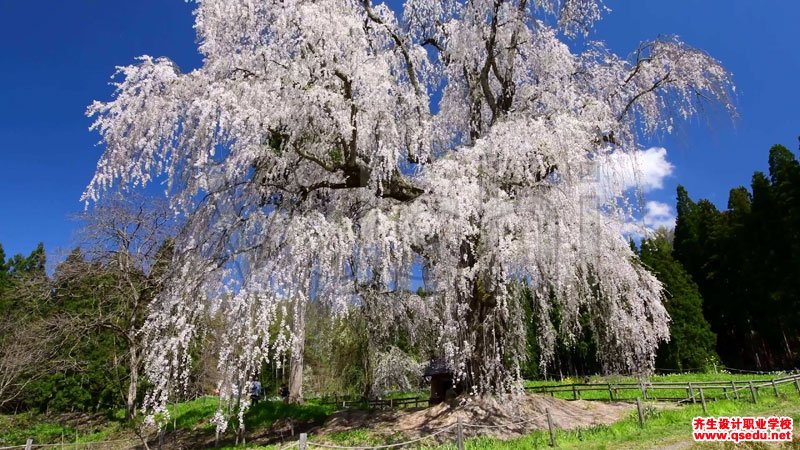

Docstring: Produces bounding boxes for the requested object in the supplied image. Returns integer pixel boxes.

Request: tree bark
[126,343,138,420]
[456,237,516,394]
[288,303,306,404]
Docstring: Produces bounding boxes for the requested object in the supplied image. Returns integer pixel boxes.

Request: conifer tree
[638,230,717,371]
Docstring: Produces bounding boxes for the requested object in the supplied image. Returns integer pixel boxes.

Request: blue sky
[1,1,798,261]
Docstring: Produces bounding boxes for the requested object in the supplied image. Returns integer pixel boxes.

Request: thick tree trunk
[463,281,506,393]
[457,237,520,395]
[126,344,138,420]
[288,303,305,404]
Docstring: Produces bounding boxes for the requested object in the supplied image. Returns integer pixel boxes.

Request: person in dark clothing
[250,376,262,405]
[279,383,290,404]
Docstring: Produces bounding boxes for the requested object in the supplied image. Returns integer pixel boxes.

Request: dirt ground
[9,395,635,448]
[318,393,635,440]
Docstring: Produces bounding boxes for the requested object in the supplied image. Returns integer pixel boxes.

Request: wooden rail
[317,395,426,410]
[313,374,800,412]
[524,373,800,405]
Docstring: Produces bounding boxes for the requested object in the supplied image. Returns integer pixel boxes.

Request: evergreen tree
[638,230,717,371]
[672,143,800,371]
[0,243,63,411]
[25,248,128,412]
[518,283,600,379]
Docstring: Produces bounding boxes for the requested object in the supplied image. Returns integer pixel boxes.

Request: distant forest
[527,142,800,378]
[1,142,799,414]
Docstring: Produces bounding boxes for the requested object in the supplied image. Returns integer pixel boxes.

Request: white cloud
[643,201,676,230]
[598,147,677,239]
[620,221,647,239]
[637,147,675,192]
[622,201,677,240]
[600,147,675,196]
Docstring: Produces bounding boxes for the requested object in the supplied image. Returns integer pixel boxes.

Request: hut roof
[423,358,452,377]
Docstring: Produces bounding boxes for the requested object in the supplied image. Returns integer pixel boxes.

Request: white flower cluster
[86,0,734,424]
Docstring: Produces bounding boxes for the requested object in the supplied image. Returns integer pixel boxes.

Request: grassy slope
[0,397,335,447]
[3,374,799,449]
[523,372,789,402]
[464,394,800,450]
[290,395,800,450]
[0,411,125,446]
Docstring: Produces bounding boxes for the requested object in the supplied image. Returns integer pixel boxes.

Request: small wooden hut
[424,358,457,405]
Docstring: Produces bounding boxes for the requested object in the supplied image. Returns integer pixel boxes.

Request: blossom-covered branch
[84,0,734,430]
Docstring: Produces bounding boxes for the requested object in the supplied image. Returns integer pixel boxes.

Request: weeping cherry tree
[84,0,734,431]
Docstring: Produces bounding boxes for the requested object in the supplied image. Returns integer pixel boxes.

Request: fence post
[794,377,800,397]
[456,417,465,450]
[25,438,32,450]
[749,381,757,403]
[299,433,308,450]
[699,389,707,415]
[608,383,614,401]
[731,381,739,400]
[546,408,556,447]
[688,382,695,403]
[772,379,779,397]
[636,398,645,428]
[572,385,577,400]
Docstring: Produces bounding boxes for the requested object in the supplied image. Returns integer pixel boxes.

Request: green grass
[0,414,74,446]
[0,398,333,447]
[381,389,429,401]
[4,373,799,449]
[243,400,334,430]
[524,372,784,387]
[145,396,337,433]
[524,372,795,403]
[163,396,220,432]
[0,411,124,446]
[473,393,800,450]
[251,392,800,449]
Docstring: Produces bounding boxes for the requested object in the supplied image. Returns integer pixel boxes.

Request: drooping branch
[617,70,672,122]
[84,0,736,426]
[361,0,422,96]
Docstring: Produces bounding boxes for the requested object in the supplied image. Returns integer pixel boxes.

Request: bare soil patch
[318,393,634,441]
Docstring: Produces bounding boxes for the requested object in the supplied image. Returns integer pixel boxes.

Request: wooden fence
[524,373,800,413]
[314,374,800,413]
[317,395,427,410]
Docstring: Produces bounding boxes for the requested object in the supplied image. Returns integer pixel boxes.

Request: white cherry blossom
[85,0,734,428]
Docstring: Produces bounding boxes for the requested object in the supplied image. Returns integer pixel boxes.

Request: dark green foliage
[0,245,9,313]
[638,231,717,371]
[518,284,600,379]
[5,243,46,276]
[0,243,47,313]
[16,248,134,413]
[0,243,63,412]
[519,286,541,380]
[1,198,180,415]
[673,143,800,371]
